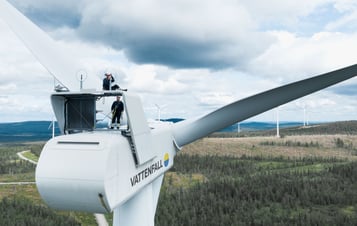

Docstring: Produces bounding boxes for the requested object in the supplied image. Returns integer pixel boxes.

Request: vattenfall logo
[164,153,169,167]
[130,153,170,187]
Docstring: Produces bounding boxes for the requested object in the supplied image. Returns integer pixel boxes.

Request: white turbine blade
[0,0,99,91]
[173,64,357,147]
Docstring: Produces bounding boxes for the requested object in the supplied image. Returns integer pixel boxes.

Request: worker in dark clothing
[103,72,120,90]
[111,96,124,129]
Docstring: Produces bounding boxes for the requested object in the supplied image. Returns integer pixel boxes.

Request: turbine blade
[0,0,100,91]
[172,64,357,147]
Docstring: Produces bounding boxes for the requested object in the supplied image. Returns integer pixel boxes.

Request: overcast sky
[1,0,357,123]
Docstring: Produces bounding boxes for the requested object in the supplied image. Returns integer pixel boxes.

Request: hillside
[1,120,355,143]
[210,120,357,137]
[0,121,60,142]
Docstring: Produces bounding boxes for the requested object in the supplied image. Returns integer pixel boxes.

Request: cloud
[325,10,357,32]
[242,0,329,26]
[330,84,357,96]
[8,0,81,29]
[333,0,357,11]
[9,0,356,72]
[246,31,357,82]
[0,83,17,92]
[2,0,357,123]
[77,0,277,69]
[124,65,187,94]
[9,0,275,69]
[197,92,236,108]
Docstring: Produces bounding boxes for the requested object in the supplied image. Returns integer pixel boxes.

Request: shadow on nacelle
[50,90,159,166]
[37,90,177,215]
[51,90,127,134]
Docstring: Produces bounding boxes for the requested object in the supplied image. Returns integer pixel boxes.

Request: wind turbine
[303,103,309,127]
[154,104,167,121]
[1,1,357,226]
[47,117,56,138]
[276,106,280,138]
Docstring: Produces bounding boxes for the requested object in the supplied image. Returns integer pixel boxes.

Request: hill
[0,120,296,142]
[210,120,357,137]
[1,120,357,143]
[0,121,60,142]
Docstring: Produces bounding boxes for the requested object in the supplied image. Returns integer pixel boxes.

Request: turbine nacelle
[36,131,175,213]
[36,91,177,213]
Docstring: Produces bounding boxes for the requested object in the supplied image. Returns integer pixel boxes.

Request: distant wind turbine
[47,117,56,138]
[276,107,280,138]
[154,104,167,121]
[303,103,309,127]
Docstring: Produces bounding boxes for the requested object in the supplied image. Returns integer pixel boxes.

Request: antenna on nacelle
[76,69,87,91]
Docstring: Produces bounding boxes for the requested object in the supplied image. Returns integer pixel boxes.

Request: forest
[0,197,80,226]
[0,149,34,175]
[0,144,93,225]
[0,121,357,225]
[155,154,357,225]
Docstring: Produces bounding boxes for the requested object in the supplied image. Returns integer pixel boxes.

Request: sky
[1,0,357,123]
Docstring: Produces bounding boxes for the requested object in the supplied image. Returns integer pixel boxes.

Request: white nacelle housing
[36,90,177,214]
[36,132,133,213]
[36,128,177,213]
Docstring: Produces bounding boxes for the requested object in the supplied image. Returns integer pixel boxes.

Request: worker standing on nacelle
[111,96,124,129]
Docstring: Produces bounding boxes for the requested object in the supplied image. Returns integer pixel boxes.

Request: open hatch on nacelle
[51,90,155,165]
[51,90,125,134]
